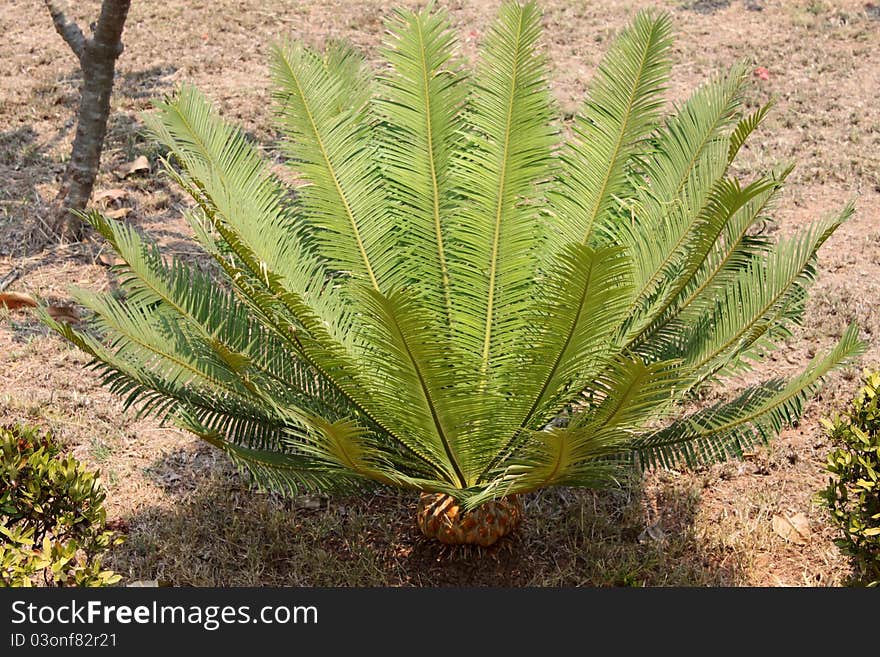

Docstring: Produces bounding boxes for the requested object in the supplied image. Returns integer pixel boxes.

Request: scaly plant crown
[45,1,862,508]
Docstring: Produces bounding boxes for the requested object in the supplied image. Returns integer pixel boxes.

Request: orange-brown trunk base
[416,492,523,547]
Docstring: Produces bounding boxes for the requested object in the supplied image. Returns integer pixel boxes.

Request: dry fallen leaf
[46,306,79,323]
[772,513,810,545]
[1,292,79,323]
[97,252,125,267]
[93,188,128,205]
[0,291,37,310]
[115,155,150,179]
[104,207,132,220]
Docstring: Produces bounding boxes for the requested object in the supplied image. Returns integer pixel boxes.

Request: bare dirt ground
[2,0,879,586]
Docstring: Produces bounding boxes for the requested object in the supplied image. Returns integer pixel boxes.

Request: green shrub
[817,371,880,586]
[0,424,122,587]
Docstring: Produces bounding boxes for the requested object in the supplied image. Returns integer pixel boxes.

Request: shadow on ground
[107,449,744,587]
[1,64,183,258]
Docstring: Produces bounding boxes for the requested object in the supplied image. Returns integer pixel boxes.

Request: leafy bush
[817,372,880,586]
[41,2,860,535]
[0,424,122,587]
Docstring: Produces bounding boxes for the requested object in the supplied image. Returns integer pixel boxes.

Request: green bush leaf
[0,425,122,588]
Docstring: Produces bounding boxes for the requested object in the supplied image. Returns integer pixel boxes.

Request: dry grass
[109,460,732,587]
[2,0,880,586]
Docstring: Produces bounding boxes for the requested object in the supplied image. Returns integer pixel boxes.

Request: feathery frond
[447,0,557,384]
[376,5,466,319]
[632,324,864,468]
[550,11,673,247]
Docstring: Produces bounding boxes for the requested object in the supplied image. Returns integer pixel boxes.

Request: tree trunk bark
[47,0,131,241]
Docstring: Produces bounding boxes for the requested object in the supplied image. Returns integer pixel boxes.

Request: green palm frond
[447,0,557,383]
[625,173,783,351]
[678,210,847,381]
[376,5,466,318]
[477,244,634,480]
[271,41,388,291]
[728,100,775,163]
[354,288,470,485]
[657,164,791,322]
[520,245,634,429]
[144,86,345,342]
[86,211,352,422]
[178,411,369,495]
[486,425,631,500]
[41,303,291,454]
[618,65,746,327]
[550,11,673,247]
[42,2,861,513]
[632,323,864,468]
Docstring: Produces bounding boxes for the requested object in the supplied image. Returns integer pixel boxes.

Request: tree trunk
[46,0,131,241]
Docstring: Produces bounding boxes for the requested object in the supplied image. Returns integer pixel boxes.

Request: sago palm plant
[44,1,862,546]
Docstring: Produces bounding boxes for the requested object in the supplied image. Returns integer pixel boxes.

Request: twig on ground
[0,268,21,292]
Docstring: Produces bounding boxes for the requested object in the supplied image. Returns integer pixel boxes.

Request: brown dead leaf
[93,188,128,205]
[772,513,810,545]
[104,207,132,220]
[0,291,37,310]
[115,155,150,179]
[97,252,125,267]
[46,306,79,323]
[1,292,78,323]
